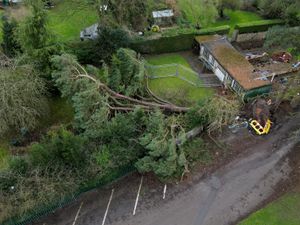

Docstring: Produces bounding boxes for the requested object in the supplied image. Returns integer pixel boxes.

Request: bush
[182,138,212,165]
[8,156,29,175]
[30,127,87,170]
[66,26,130,65]
[66,40,97,65]
[264,26,300,55]
[0,171,17,192]
[130,25,230,54]
[234,19,285,33]
[185,99,210,129]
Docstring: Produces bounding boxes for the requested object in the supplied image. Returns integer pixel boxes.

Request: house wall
[199,45,244,95]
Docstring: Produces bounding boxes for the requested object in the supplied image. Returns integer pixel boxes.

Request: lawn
[0,1,97,42]
[239,192,300,225]
[176,0,263,30]
[48,0,98,42]
[211,9,263,29]
[146,53,213,106]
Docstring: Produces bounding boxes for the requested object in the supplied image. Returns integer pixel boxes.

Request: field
[239,192,300,225]
[176,0,263,29]
[1,0,97,42]
[146,53,213,106]
[48,0,98,42]
[212,9,263,29]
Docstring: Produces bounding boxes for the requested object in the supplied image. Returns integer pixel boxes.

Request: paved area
[35,114,300,225]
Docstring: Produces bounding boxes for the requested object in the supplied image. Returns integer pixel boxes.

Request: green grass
[146,53,213,106]
[211,9,263,29]
[175,0,263,32]
[239,193,300,225]
[48,0,98,42]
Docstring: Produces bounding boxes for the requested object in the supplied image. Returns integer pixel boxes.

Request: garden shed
[152,9,174,26]
[80,23,99,40]
[196,35,272,99]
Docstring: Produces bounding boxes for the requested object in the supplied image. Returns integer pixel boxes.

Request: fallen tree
[52,53,189,113]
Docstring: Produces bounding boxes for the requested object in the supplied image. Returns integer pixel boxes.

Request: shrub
[30,127,87,170]
[130,25,230,54]
[66,40,97,65]
[8,156,29,175]
[234,19,285,33]
[1,16,21,57]
[264,26,300,55]
[182,138,212,165]
[66,26,130,65]
[185,99,210,129]
[0,171,17,192]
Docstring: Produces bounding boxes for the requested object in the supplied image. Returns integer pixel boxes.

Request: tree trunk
[219,8,224,18]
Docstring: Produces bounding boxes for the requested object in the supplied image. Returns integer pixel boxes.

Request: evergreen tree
[93,25,129,63]
[107,48,144,96]
[18,0,61,78]
[136,111,187,179]
[1,16,20,57]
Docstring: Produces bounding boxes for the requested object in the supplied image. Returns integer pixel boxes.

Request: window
[203,47,209,59]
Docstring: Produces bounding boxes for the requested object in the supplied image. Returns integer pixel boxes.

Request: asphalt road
[35,114,300,225]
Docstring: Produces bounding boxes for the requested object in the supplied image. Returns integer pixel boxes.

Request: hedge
[234,19,285,34]
[130,25,230,54]
[3,164,135,225]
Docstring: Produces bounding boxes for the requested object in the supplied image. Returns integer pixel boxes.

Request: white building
[152,9,174,26]
[195,35,271,99]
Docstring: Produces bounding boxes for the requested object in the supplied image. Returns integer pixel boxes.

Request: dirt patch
[6,5,30,22]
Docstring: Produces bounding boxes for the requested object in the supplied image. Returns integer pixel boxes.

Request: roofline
[201,40,270,91]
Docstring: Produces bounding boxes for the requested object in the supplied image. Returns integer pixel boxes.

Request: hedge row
[234,19,285,34]
[4,164,135,225]
[130,25,230,54]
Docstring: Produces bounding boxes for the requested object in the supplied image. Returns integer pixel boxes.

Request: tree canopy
[0,62,48,135]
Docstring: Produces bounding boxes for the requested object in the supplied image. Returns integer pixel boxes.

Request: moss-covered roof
[195,35,222,44]
[201,36,270,90]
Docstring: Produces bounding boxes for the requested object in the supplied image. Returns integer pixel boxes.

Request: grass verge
[239,192,300,225]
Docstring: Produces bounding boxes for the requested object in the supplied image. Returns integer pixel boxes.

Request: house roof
[195,35,222,44]
[152,9,174,18]
[198,35,270,91]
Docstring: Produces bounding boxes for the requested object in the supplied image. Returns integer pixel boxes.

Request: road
[35,113,300,225]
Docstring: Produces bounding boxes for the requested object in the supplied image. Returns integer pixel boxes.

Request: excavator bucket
[250,119,272,135]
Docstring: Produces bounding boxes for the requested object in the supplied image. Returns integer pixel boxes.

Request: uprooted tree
[51,50,189,115]
[51,49,240,179]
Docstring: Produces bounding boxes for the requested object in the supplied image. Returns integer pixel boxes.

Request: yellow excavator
[249,99,272,135]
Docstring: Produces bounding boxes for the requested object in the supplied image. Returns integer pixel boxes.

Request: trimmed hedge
[234,19,285,34]
[130,25,230,54]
